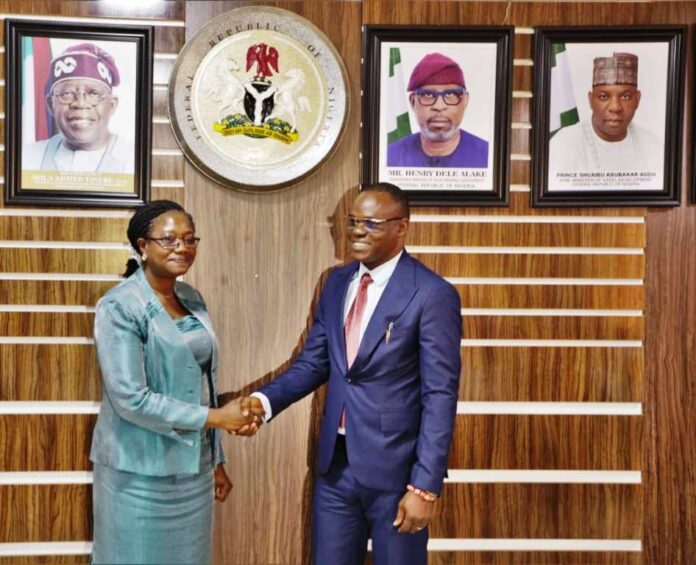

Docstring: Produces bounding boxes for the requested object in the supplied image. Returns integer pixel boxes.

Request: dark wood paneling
[0,344,100,401]
[0,249,128,274]
[432,483,641,539]
[153,58,174,85]
[152,154,184,180]
[416,192,646,216]
[456,284,644,309]
[0,312,94,337]
[450,415,642,469]
[0,0,184,20]
[414,253,644,278]
[0,217,128,242]
[461,347,642,402]
[513,31,533,60]
[151,186,185,204]
[464,315,643,340]
[511,127,530,155]
[0,558,89,565]
[0,280,117,305]
[427,553,642,565]
[153,89,169,116]
[0,484,92,542]
[512,98,531,123]
[510,159,531,186]
[408,222,645,247]
[155,27,186,53]
[0,415,95,471]
[153,122,178,149]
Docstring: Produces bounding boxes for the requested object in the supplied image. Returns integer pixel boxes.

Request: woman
[90,200,260,564]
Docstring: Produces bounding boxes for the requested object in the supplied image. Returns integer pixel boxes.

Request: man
[23,43,134,173]
[549,52,663,174]
[387,52,488,168]
[241,183,461,564]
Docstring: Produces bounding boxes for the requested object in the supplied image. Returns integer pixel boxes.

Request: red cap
[47,43,120,93]
[407,52,466,91]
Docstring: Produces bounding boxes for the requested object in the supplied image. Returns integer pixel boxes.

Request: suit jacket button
[346,378,352,383]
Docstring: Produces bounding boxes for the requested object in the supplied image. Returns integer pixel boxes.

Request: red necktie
[340,273,373,430]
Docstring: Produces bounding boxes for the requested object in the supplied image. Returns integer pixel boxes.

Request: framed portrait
[362,26,513,206]
[4,19,153,208]
[532,26,685,207]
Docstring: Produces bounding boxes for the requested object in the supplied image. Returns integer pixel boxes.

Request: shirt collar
[355,250,404,287]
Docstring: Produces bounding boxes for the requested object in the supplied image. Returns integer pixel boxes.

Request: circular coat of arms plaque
[168,7,349,191]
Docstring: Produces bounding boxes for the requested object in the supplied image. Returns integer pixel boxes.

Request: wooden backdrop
[0,2,694,564]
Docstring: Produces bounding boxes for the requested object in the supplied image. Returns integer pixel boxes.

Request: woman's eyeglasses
[146,236,201,249]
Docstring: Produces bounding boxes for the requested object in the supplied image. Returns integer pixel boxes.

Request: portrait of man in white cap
[387,52,488,168]
[23,42,134,174]
[549,52,663,178]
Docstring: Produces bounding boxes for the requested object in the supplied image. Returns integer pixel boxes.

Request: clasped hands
[209,394,265,436]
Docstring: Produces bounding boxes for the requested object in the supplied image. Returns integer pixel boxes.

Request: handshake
[207,394,266,436]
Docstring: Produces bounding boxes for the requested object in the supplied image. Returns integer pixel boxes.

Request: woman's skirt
[91,460,214,565]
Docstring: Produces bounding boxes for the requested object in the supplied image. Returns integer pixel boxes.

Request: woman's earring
[142,253,148,261]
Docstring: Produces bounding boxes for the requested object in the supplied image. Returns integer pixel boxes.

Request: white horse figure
[206,57,245,121]
[272,68,307,132]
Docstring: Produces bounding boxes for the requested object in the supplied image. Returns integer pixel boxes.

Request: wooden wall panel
[0,281,116,305]
[0,249,129,274]
[413,253,644,278]
[450,415,642,469]
[0,558,89,565]
[432,484,641,539]
[456,284,644,309]
[0,344,100,401]
[0,312,94,336]
[512,98,530,123]
[426,553,642,565]
[0,217,128,242]
[0,415,95,471]
[464,315,643,340]
[409,222,645,247]
[417,192,646,216]
[152,154,185,180]
[461,347,642,402]
[0,485,92,542]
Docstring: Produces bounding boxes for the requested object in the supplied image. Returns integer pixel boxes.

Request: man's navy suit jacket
[260,251,462,494]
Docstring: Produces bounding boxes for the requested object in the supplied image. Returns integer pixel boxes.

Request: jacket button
[346,378,352,383]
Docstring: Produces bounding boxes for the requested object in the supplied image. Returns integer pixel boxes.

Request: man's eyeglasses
[146,236,201,250]
[347,216,404,232]
[414,87,466,106]
[51,87,111,106]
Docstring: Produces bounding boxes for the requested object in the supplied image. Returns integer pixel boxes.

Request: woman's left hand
[214,464,233,502]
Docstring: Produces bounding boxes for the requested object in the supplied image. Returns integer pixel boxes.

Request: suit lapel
[348,253,417,375]
[327,264,359,375]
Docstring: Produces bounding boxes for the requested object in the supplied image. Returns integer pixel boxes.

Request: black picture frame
[361,25,513,206]
[532,26,685,207]
[4,19,153,208]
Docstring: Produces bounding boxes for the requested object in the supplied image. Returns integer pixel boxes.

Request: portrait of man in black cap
[387,52,489,169]
[548,51,663,180]
[22,42,135,174]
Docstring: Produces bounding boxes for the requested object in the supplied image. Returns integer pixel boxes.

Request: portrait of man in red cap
[22,42,135,175]
[387,52,488,168]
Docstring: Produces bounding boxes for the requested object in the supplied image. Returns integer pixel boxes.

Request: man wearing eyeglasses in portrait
[23,43,134,174]
[387,52,489,168]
